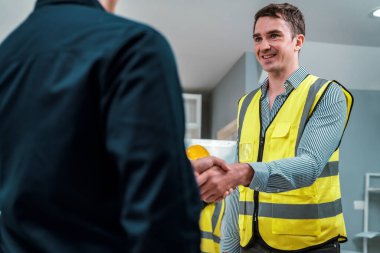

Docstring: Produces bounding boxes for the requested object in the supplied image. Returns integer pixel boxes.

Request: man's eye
[270,34,279,39]
[253,37,262,43]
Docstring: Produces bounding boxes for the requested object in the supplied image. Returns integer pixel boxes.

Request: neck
[267,64,299,92]
[99,0,117,13]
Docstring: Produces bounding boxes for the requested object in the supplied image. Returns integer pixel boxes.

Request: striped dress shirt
[221,67,348,253]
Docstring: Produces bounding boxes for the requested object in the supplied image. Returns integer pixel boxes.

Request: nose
[260,38,271,51]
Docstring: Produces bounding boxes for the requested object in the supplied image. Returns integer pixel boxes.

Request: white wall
[0,1,34,42]
[301,41,380,91]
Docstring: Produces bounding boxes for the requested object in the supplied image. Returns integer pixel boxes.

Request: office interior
[1,1,380,253]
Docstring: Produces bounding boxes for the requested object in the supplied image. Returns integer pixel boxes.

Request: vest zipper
[253,136,264,241]
[251,94,267,246]
[252,96,265,244]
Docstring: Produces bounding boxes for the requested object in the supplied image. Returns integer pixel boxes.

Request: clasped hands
[190,156,252,203]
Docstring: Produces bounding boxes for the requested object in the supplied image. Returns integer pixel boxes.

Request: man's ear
[295,34,305,51]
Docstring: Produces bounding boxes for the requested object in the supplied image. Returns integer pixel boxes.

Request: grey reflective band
[201,202,223,244]
[237,88,260,158]
[201,231,221,243]
[239,198,342,219]
[201,231,213,240]
[319,161,339,178]
[214,235,220,244]
[211,202,222,232]
[296,78,329,152]
[239,201,254,216]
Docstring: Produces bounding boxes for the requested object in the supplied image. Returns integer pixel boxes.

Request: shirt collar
[260,66,309,96]
[35,0,104,11]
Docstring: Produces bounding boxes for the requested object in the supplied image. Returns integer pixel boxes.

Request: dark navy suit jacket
[0,0,201,252]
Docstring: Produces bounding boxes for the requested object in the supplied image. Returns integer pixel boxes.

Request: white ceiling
[2,0,380,92]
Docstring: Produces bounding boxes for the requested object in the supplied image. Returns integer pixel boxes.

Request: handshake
[187,145,254,203]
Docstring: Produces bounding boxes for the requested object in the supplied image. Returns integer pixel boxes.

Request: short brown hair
[253,3,305,38]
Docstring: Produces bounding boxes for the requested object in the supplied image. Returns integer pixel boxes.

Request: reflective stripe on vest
[295,78,329,151]
[239,198,342,219]
[200,201,225,253]
[236,75,353,251]
[238,162,341,219]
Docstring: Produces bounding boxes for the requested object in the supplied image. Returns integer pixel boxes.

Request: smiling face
[253,16,304,77]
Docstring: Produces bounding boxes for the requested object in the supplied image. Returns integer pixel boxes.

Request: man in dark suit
[0,0,201,252]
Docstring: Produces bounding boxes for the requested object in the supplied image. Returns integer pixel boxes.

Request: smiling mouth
[262,54,276,59]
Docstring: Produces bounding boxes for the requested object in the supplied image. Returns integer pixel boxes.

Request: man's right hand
[191,157,235,202]
[191,158,254,203]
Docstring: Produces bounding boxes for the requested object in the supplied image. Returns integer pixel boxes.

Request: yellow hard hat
[186,144,210,160]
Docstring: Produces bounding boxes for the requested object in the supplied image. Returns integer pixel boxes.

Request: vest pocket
[272,218,321,236]
[239,141,257,163]
[268,122,295,159]
[271,122,291,138]
[270,193,321,236]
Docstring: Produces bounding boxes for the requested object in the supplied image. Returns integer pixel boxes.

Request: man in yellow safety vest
[192,3,353,253]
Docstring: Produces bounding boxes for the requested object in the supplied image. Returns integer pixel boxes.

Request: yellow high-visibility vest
[237,75,353,251]
[199,201,225,253]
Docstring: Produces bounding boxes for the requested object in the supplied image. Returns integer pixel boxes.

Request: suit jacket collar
[35,0,104,11]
